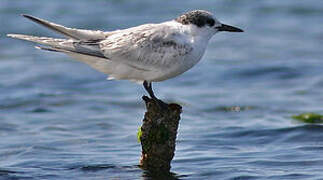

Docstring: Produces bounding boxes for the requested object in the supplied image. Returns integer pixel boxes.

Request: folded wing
[22,14,107,40]
[100,24,193,71]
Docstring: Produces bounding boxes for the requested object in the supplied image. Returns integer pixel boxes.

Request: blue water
[1,0,323,179]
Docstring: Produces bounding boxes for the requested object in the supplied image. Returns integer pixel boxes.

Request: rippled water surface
[1,0,323,179]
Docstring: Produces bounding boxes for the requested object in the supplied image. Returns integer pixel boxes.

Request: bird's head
[175,10,243,37]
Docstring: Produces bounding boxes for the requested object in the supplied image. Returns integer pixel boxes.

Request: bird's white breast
[149,21,211,81]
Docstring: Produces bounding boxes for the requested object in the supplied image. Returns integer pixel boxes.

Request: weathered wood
[139,96,182,173]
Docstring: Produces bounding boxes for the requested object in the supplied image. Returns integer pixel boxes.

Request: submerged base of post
[139,96,182,173]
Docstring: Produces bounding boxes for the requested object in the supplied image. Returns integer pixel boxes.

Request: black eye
[206,19,215,26]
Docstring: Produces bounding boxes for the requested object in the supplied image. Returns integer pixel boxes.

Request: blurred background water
[1,0,323,179]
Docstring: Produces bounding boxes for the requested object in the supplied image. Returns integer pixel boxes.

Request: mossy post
[139,96,182,173]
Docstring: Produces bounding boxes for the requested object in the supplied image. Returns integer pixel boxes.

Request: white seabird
[7,10,243,105]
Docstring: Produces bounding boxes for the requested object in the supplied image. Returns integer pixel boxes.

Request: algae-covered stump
[139,96,182,173]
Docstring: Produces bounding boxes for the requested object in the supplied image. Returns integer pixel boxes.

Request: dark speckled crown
[175,10,215,27]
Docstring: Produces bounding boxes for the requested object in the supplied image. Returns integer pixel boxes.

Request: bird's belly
[149,52,204,82]
[106,45,205,82]
[107,56,199,82]
[149,66,188,82]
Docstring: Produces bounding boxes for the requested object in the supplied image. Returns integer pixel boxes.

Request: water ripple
[1,0,323,179]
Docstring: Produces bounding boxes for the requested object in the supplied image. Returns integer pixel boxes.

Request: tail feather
[7,34,74,50]
[8,34,114,75]
[7,33,106,59]
[21,14,106,40]
[35,46,65,52]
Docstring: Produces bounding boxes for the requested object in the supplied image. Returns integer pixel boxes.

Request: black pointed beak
[217,24,243,32]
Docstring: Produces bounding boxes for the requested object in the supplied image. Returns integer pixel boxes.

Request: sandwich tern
[7,10,243,106]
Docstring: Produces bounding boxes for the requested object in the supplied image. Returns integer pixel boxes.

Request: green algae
[292,113,323,124]
[137,126,142,142]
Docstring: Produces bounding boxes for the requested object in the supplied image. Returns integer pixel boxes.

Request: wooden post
[139,96,182,173]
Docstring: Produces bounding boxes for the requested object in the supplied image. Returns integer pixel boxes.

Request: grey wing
[21,14,107,40]
[100,24,193,71]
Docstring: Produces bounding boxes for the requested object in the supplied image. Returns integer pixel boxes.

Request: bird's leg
[143,81,168,109]
[143,81,157,99]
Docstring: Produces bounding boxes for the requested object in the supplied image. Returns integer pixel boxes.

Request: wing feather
[99,24,193,71]
[22,14,107,40]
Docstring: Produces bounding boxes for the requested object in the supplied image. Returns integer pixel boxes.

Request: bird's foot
[142,96,169,111]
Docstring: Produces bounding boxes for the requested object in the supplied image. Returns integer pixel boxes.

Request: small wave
[231,66,301,80]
